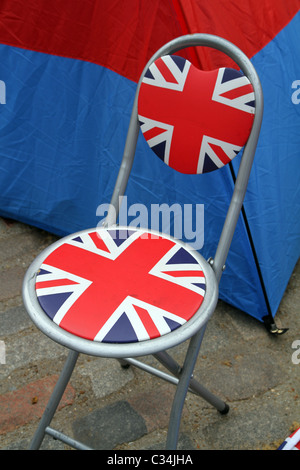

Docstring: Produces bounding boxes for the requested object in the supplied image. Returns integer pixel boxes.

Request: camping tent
[0,0,299,329]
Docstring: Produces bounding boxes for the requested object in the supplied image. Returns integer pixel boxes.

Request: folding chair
[22,34,263,450]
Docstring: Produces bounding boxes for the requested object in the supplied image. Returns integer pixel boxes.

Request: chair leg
[189,377,229,414]
[117,358,131,369]
[29,349,79,450]
[166,325,207,450]
[155,337,229,413]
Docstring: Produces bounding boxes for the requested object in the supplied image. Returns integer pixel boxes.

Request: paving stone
[0,305,32,337]
[0,219,299,451]
[201,398,296,450]
[193,347,287,402]
[127,385,176,433]
[0,218,25,237]
[4,435,67,450]
[0,331,66,385]
[0,266,26,303]
[0,232,44,264]
[0,375,75,435]
[72,401,147,450]
[77,358,134,398]
[147,433,196,450]
[0,218,8,234]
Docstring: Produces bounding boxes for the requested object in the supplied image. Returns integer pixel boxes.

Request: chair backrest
[105,34,263,283]
[138,55,255,174]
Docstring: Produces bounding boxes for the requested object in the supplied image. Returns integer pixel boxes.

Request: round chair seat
[23,227,218,357]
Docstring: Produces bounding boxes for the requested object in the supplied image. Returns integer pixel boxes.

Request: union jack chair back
[22,34,263,450]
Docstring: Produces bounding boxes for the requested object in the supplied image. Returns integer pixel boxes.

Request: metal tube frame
[105,33,263,284]
[29,349,79,450]
[30,330,227,451]
[26,34,263,451]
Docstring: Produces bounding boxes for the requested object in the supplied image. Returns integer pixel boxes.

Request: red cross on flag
[35,229,206,343]
[138,55,255,174]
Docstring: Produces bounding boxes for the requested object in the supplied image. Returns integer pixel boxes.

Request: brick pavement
[0,375,75,435]
[0,217,299,450]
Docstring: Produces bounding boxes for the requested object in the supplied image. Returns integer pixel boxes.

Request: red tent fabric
[0,0,298,79]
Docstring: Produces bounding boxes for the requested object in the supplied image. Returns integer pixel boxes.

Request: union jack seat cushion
[138,55,255,174]
[35,228,206,343]
[278,427,300,450]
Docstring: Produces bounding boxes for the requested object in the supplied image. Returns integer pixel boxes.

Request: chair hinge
[207,257,226,271]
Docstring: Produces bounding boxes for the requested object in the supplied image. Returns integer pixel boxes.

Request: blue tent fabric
[234,13,300,319]
[0,45,136,235]
[0,8,299,325]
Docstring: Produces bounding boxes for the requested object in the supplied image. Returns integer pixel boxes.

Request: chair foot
[118,358,131,369]
[121,363,131,369]
[218,403,230,415]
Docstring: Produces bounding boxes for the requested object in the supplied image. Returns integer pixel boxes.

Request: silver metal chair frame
[22,33,263,450]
